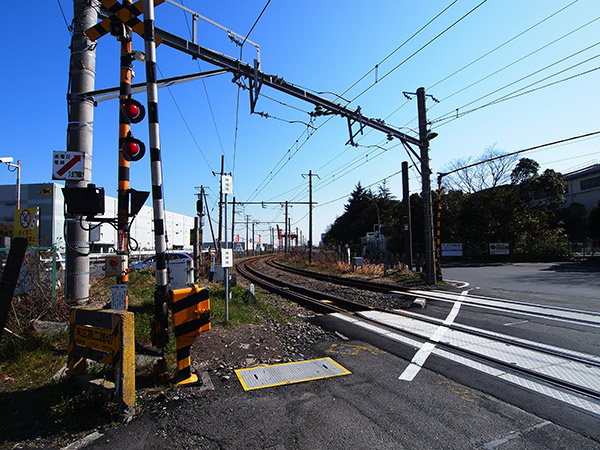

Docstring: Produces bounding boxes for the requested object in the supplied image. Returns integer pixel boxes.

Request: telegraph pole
[245,215,249,254]
[284,201,289,252]
[417,87,436,285]
[65,0,97,305]
[302,170,319,264]
[214,155,225,253]
[402,161,413,271]
[231,196,236,245]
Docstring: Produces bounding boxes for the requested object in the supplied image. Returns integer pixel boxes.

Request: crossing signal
[121,97,145,124]
[121,131,146,162]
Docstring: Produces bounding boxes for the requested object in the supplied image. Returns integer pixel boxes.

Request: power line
[433,62,600,128]
[157,64,214,171]
[434,18,600,107]
[348,0,489,103]
[427,0,581,91]
[439,131,600,178]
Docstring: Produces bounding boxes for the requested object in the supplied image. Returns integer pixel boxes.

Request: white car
[130,252,193,270]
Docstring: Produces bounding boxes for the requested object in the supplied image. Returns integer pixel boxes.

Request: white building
[0,183,196,252]
[563,164,600,213]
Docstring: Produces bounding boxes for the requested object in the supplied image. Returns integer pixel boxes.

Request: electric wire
[57,0,73,33]
[432,62,600,128]
[427,0,581,91]
[246,1,458,200]
[157,64,214,170]
[434,19,600,107]
[348,0,489,103]
[431,45,600,126]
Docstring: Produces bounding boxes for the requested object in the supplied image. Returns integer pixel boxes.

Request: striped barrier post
[170,285,211,386]
[142,0,169,356]
[67,307,135,409]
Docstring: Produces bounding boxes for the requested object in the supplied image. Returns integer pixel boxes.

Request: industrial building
[0,183,196,252]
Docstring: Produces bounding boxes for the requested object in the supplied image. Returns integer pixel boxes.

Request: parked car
[129,252,193,270]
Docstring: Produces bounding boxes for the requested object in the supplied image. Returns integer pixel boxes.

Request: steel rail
[238,256,600,402]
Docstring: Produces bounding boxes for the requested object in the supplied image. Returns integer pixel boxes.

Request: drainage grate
[235,357,351,391]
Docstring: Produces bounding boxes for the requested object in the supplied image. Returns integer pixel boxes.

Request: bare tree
[442,144,518,193]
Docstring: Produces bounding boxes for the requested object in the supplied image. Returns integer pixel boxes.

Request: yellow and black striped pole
[170,286,210,385]
[117,1,133,299]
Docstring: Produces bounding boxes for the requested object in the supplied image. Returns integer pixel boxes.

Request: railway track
[236,255,600,417]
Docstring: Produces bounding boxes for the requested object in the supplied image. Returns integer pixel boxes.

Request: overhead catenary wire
[431,46,600,126]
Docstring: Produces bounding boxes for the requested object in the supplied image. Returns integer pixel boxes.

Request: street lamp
[0,157,21,209]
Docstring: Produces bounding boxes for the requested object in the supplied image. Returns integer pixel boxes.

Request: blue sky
[1,0,599,245]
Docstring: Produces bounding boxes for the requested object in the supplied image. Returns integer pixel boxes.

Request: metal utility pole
[284,201,289,252]
[302,170,319,264]
[65,0,97,305]
[215,155,225,253]
[402,161,413,271]
[245,215,249,254]
[417,87,436,285]
[231,196,236,245]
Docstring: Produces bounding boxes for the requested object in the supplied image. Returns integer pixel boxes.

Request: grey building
[563,164,600,213]
[0,183,196,252]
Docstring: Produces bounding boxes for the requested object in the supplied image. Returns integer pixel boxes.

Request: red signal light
[121,131,146,162]
[109,258,119,267]
[121,97,145,124]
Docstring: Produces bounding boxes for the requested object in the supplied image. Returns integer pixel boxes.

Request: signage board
[489,242,509,255]
[222,175,233,194]
[53,151,85,180]
[111,284,128,310]
[441,243,463,257]
[73,324,114,353]
[14,207,39,246]
[221,248,233,268]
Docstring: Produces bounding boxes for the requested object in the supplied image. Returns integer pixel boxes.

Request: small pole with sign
[222,174,233,322]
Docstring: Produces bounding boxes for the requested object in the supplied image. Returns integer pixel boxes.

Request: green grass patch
[209,284,293,326]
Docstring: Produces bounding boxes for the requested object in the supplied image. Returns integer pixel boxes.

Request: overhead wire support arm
[154,27,423,150]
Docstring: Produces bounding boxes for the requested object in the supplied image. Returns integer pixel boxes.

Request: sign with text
[53,151,85,180]
[14,207,39,246]
[221,248,233,268]
[222,175,233,194]
[489,243,509,255]
[111,284,128,310]
[441,243,463,257]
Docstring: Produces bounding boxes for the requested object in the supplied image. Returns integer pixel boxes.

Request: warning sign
[14,207,39,246]
[74,324,114,353]
[53,151,85,180]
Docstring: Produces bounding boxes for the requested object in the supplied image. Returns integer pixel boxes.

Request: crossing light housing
[121,97,145,124]
[121,132,146,162]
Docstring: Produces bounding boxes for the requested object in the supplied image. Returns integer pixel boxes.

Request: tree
[588,201,600,240]
[442,144,518,193]
[510,158,539,184]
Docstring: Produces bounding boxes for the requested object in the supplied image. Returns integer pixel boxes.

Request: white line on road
[398,290,468,381]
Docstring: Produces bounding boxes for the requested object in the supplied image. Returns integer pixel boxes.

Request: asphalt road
[441,261,600,311]
[77,338,599,450]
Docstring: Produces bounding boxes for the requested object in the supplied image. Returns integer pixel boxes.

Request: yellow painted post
[67,307,135,410]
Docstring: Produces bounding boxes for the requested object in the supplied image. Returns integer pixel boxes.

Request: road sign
[489,243,509,255]
[53,151,85,180]
[14,207,39,246]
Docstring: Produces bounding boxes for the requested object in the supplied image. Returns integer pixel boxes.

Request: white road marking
[398,290,468,381]
[483,421,551,449]
[504,319,529,326]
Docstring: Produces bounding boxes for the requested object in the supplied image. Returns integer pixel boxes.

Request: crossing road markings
[327,343,385,356]
[398,290,468,381]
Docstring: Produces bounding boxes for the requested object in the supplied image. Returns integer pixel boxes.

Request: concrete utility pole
[65,0,97,305]
[302,170,319,264]
[402,161,413,271]
[417,87,436,285]
[215,155,225,253]
[284,201,289,252]
[231,196,236,244]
